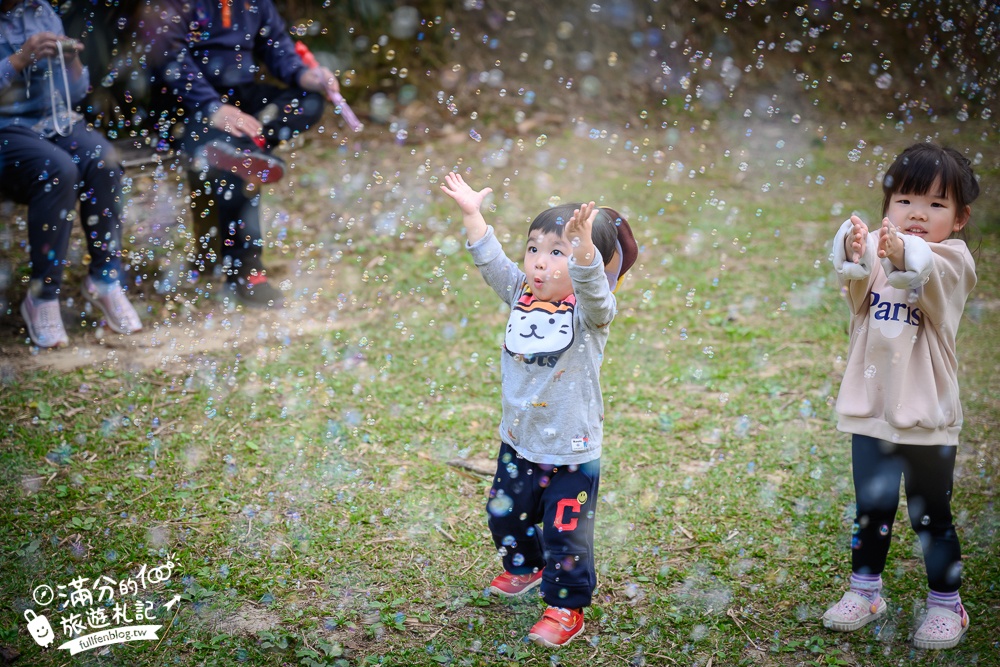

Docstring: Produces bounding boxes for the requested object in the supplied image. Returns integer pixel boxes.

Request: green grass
[1,108,998,667]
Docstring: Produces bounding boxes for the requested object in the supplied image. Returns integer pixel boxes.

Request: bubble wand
[295,42,362,132]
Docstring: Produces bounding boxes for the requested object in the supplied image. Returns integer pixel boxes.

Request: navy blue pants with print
[851,434,962,592]
[487,441,600,609]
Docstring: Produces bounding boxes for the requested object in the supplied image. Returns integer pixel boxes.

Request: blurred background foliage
[60,0,997,140]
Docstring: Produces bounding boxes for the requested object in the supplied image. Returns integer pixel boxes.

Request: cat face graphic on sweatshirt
[504,291,575,359]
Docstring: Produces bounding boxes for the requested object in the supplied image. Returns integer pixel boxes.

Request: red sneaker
[488,570,543,597]
[205,140,284,185]
[528,606,584,648]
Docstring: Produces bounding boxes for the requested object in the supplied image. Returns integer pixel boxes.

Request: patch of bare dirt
[213,606,283,635]
[0,277,376,379]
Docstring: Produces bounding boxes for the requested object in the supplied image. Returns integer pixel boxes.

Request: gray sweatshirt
[468,226,616,465]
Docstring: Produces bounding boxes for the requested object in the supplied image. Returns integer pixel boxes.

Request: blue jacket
[154,0,306,119]
[0,1,88,130]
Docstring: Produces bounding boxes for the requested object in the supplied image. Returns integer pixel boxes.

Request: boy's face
[523,229,573,302]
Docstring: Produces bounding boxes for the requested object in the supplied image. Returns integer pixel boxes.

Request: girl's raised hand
[877,217,905,267]
[847,214,869,263]
[441,172,493,216]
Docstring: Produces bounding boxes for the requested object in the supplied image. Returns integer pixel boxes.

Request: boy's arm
[570,256,616,329]
[440,172,491,244]
[442,172,523,304]
[567,202,616,327]
[566,201,598,267]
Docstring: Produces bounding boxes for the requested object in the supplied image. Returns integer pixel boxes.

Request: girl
[824,143,979,650]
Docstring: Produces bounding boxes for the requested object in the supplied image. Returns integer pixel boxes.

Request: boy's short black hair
[527,204,617,267]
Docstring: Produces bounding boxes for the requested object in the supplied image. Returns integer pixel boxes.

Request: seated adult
[0,0,141,348]
[148,0,343,308]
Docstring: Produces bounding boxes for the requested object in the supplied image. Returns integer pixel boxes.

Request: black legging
[0,124,125,299]
[850,434,962,592]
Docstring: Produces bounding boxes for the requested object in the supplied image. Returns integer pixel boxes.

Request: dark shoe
[205,140,284,185]
[225,277,285,308]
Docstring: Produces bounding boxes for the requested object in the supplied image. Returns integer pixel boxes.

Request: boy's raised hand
[441,172,491,243]
[846,214,869,264]
[567,201,597,240]
[441,172,492,215]
[567,201,598,265]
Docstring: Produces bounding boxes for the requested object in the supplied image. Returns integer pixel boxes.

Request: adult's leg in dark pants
[214,176,264,276]
[232,83,325,148]
[184,163,265,277]
[538,459,601,609]
[901,445,961,592]
[486,442,546,575]
[851,435,904,577]
[0,127,79,300]
[52,125,126,284]
[187,171,220,273]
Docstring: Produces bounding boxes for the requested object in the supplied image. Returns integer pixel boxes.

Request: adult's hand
[9,32,82,71]
[298,66,340,101]
[210,103,263,139]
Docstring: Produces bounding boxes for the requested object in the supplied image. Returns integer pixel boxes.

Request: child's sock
[849,573,882,603]
[927,590,962,613]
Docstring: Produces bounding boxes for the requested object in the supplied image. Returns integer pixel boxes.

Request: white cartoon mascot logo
[24,609,55,647]
[505,292,575,357]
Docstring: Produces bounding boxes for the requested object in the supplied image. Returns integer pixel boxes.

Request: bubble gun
[295,41,362,132]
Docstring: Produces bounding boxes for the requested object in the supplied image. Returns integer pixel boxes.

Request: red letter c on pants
[553,498,581,532]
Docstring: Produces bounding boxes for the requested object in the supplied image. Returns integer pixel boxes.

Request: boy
[441,172,636,647]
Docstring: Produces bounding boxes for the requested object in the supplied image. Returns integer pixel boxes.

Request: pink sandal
[822,590,887,632]
[912,604,969,650]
